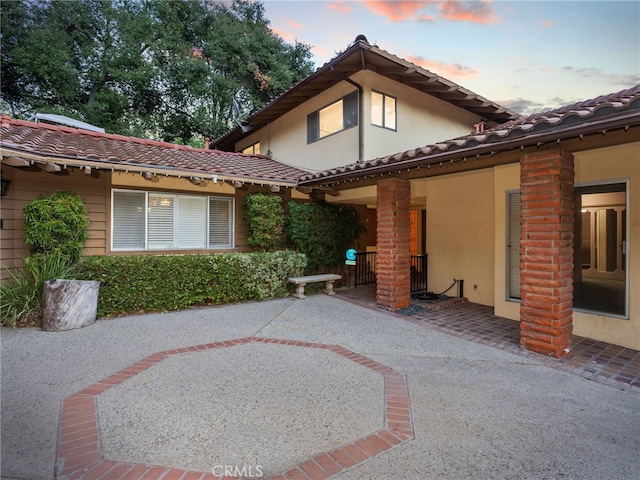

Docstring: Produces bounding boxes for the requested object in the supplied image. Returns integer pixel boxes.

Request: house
[0,115,313,272]
[296,86,640,355]
[1,35,638,356]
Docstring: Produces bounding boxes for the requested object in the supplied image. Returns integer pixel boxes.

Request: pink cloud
[540,20,556,28]
[270,27,294,42]
[408,56,479,78]
[439,0,500,25]
[288,19,303,29]
[328,1,353,14]
[362,1,433,22]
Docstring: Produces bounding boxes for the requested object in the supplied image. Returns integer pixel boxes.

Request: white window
[112,190,234,251]
[371,91,396,130]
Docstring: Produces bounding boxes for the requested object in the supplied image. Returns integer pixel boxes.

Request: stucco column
[376,178,411,310]
[520,150,575,358]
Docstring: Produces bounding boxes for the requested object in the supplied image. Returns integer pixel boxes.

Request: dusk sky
[263,0,640,115]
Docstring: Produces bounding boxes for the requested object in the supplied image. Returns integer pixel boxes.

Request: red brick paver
[55,337,413,479]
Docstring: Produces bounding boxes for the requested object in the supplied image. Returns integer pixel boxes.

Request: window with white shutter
[112,191,146,250]
[111,190,234,251]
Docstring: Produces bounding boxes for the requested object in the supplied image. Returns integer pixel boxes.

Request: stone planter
[42,279,100,332]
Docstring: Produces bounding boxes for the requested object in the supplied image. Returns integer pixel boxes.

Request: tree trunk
[42,280,100,332]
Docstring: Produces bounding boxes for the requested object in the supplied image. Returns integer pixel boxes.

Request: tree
[0,0,314,143]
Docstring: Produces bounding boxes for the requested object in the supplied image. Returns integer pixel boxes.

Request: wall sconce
[0,179,10,196]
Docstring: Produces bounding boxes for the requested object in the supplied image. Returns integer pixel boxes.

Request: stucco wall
[424,169,496,306]
[236,71,481,172]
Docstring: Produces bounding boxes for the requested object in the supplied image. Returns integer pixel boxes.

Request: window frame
[573,179,629,319]
[371,90,397,131]
[307,91,359,143]
[111,189,234,252]
[241,142,260,155]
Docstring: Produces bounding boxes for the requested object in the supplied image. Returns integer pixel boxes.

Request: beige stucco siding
[359,71,481,161]
[424,169,496,306]
[236,71,482,172]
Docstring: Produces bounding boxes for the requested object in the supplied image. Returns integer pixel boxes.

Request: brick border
[56,338,413,480]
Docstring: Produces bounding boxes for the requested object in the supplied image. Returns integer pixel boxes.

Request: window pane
[148,195,174,249]
[371,91,383,127]
[343,91,358,129]
[319,99,343,138]
[385,95,396,129]
[574,185,627,316]
[177,196,206,249]
[209,198,233,248]
[507,192,521,299]
[113,191,145,250]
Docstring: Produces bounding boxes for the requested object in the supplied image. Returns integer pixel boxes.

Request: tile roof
[299,85,640,185]
[0,116,307,185]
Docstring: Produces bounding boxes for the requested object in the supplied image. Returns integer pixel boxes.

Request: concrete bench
[288,274,342,299]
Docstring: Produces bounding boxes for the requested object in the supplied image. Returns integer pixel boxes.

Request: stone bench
[288,274,342,299]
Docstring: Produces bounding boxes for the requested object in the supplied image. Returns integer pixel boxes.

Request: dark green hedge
[77,251,307,318]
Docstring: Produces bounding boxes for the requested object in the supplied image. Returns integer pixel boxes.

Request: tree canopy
[1,0,314,144]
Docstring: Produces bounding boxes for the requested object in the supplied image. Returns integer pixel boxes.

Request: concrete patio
[1,294,639,479]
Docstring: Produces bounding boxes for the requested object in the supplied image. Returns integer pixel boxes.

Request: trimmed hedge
[77,251,307,318]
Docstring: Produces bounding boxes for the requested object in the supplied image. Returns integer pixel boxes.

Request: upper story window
[371,91,396,130]
[241,142,260,155]
[307,91,358,143]
[112,189,234,251]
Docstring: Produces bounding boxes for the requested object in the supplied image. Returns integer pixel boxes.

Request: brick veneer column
[376,178,411,310]
[520,150,575,358]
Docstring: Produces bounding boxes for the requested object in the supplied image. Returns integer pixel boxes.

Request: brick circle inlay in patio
[56,337,414,479]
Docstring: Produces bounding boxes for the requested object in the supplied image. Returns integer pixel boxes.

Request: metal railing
[353,252,428,294]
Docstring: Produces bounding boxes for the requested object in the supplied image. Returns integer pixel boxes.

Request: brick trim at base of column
[519,150,574,358]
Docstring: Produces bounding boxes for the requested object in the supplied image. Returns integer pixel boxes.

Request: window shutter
[209,197,233,248]
[148,194,174,249]
[343,91,358,128]
[177,196,206,248]
[508,192,521,299]
[112,191,145,250]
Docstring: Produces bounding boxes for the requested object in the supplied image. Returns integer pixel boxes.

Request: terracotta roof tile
[299,85,640,184]
[0,116,306,185]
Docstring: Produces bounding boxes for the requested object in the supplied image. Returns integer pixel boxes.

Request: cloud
[549,66,640,85]
[270,27,294,42]
[499,98,546,116]
[362,1,434,22]
[328,1,353,14]
[408,56,479,78]
[287,19,303,29]
[540,20,556,28]
[439,0,500,25]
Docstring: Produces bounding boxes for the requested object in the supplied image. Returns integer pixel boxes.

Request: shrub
[286,201,364,272]
[242,193,284,251]
[23,190,89,263]
[0,256,78,327]
[77,251,306,318]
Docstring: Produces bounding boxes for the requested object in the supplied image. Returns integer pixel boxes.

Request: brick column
[376,178,411,310]
[520,150,575,358]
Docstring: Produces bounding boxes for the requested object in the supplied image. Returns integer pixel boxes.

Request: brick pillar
[376,178,411,310]
[520,150,574,358]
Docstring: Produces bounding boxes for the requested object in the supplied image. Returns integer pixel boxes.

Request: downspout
[331,66,364,163]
